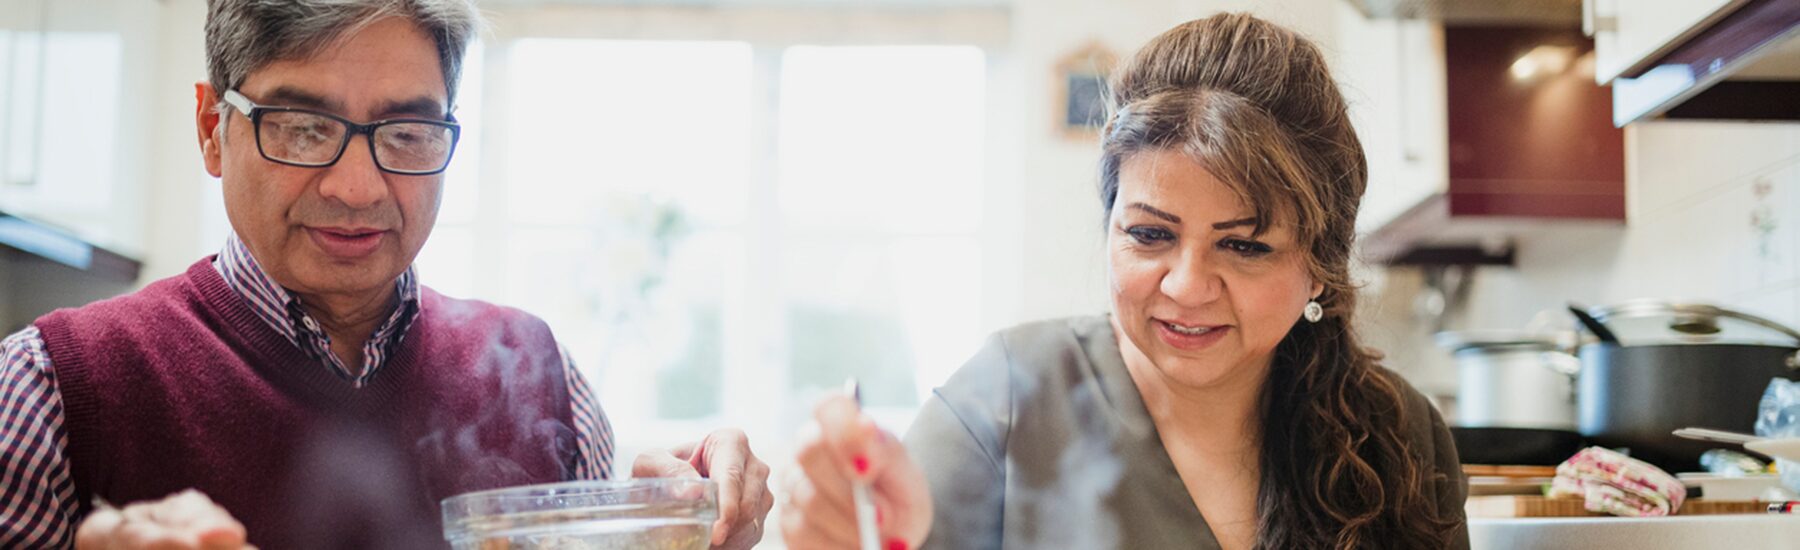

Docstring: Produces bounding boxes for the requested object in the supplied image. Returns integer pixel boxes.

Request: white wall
[124,0,1351,332]
[118,0,1544,394]
[1364,121,1800,401]
[139,0,223,284]
[1000,0,1342,328]
[1467,120,1800,328]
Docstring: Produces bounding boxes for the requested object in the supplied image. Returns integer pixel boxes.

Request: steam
[278,301,581,545]
[1002,369,1124,549]
[282,421,443,548]
[413,297,581,489]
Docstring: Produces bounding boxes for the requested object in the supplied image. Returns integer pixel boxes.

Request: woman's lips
[306,227,386,259]
[1155,319,1229,350]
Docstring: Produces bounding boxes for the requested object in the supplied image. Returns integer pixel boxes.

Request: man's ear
[196,82,224,178]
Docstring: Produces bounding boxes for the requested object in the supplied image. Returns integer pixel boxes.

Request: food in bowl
[442,479,716,550]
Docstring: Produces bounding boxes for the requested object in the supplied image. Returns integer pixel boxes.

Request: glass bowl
[441,479,716,550]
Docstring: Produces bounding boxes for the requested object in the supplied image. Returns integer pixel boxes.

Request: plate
[1676,473,1785,500]
[1744,438,1800,462]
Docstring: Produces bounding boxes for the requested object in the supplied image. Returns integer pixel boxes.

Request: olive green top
[904,315,1469,550]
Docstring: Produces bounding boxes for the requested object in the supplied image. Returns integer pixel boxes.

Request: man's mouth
[306,226,388,259]
[318,227,383,238]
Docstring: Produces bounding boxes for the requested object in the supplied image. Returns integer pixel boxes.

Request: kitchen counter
[1470,515,1800,549]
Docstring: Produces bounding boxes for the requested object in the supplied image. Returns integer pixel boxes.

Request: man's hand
[74,490,253,550]
[632,428,772,550]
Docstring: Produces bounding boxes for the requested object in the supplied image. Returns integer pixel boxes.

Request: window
[410,30,990,477]
[777,46,986,408]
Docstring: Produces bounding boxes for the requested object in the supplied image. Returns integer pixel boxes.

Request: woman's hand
[780,392,932,550]
[74,490,253,550]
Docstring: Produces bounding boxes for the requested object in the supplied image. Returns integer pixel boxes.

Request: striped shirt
[0,236,614,548]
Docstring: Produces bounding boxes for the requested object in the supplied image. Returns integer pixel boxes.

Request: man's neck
[295,285,399,374]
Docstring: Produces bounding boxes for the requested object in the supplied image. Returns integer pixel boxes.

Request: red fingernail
[887,538,908,550]
[853,455,870,476]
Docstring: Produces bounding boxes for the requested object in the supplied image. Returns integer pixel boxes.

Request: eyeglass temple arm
[220,89,256,116]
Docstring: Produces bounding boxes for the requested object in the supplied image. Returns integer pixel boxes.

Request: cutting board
[1467,476,1552,496]
[1464,465,1559,478]
[1467,496,1767,518]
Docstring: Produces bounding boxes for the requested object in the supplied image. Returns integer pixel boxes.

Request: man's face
[199,17,447,299]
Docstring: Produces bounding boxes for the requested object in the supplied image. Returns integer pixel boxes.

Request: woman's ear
[1311,282,1325,301]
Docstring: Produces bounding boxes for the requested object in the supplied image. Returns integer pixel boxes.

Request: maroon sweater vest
[34,258,577,549]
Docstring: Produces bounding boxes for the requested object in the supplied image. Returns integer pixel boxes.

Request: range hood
[0,210,141,282]
[1346,0,1580,25]
[1607,0,1800,125]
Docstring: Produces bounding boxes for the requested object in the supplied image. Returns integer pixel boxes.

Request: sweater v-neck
[186,258,419,410]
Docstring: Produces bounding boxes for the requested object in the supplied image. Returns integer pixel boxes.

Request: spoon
[845,378,880,550]
[1673,427,1800,463]
[1672,427,1763,445]
[1569,303,1620,344]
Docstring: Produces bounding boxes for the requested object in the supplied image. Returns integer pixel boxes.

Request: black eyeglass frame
[221,89,462,175]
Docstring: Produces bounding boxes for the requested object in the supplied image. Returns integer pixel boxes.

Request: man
[0,1,772,548]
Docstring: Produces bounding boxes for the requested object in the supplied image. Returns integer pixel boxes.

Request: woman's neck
[1115,322,1267,460]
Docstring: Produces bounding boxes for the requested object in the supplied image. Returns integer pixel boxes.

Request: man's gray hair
[206,0,481,111]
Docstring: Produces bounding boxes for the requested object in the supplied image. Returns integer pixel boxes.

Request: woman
[780,12,1467,550]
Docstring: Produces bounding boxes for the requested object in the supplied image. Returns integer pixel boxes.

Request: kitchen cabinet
[1598,0,1800,126]
[1585,0,1739,85]
[0,0,155,259]
[1362,24,1625,264]
[1335,9,1449,235]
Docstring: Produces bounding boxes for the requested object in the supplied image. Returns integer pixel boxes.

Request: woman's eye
[1126,227,1174,244]
[1221,238,1273,257]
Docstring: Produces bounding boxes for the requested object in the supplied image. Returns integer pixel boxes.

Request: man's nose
[316,135,390,209]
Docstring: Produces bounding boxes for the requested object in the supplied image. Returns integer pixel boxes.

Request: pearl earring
[1304,301,1324,323]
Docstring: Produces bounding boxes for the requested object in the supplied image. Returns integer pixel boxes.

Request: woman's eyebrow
[1128,203,1181,224]
[1211,217,1259,230]
[1126,203,1259,231]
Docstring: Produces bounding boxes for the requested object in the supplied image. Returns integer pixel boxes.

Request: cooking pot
[1437,330,1586,465]
[1437,330,1580,429]
[1575,300,1800,473]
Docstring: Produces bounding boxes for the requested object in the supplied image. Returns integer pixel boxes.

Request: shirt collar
[211,234,423,381]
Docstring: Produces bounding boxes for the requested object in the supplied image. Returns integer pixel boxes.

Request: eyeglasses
[221,89,461,175]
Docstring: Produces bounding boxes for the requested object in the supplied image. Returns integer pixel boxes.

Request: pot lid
[1586,300,1800,347]
[1434,329,1565,352]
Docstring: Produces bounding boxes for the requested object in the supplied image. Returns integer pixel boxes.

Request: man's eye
[282,123,329,143]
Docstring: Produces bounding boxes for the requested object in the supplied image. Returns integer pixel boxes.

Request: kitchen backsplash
[1359,121,1800,401]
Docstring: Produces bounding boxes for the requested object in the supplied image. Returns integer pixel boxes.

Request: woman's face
[1108,148,1321,392]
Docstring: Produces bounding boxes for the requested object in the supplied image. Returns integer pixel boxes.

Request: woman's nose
[1159,248,1223,307]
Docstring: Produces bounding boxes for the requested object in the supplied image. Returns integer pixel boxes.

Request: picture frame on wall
[1056,40,1118,140]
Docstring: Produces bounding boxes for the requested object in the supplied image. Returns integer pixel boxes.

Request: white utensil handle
[1672,427,1763,445]
[854,482,880,550]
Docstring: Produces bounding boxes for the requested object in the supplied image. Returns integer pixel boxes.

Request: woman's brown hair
[1099,13,1460,549]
